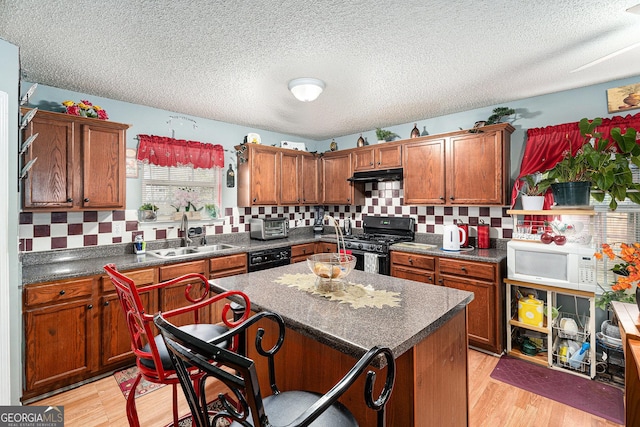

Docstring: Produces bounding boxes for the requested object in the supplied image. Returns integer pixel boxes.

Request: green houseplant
[375,128,399,142]
[138,203,159,222]
[519,172,553,210]
[547,117,640,210]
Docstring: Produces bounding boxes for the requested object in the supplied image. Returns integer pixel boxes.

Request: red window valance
[511,112,640,208]
[136,134,224,169]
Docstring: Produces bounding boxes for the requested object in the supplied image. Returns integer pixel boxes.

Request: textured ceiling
[1,0,640,140]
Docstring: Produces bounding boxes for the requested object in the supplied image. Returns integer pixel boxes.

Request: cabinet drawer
[291,243,315,258]
[100,267,157,293]
[391,266,436,285]
[24,278,94,307]
[159,260,207,280]
[439,258,495,281]
[316,242,337,253]
[391,251,436,271]
[210,253,247,271]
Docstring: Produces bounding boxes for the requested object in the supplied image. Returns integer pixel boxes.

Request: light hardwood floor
[31,349,623,426]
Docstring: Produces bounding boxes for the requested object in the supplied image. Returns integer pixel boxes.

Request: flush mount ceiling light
[288,78,325,102]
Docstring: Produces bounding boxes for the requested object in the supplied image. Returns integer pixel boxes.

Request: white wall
[0,38,22,405]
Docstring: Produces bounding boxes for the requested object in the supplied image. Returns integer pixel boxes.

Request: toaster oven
[250,218,289,240]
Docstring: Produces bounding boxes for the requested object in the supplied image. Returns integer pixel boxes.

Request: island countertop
[209,262,474,360]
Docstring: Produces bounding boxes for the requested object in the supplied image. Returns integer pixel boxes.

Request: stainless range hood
[347,168,403,183]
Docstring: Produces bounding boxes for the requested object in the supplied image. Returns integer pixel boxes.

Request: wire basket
[552,335,591,373]
[553,312,590,342]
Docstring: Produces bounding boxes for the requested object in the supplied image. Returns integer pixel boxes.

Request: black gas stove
[342,216,415,274]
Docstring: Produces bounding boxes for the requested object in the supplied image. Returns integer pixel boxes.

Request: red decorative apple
[541,232,554,244]
[554,235,567,245]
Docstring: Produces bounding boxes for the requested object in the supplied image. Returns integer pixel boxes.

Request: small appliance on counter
[344,218,352,236]
[250,218,289,240]
[442,224,466,251]
[313,206,325,236]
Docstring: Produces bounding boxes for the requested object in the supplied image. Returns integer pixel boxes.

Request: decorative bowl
[306,253,356,290]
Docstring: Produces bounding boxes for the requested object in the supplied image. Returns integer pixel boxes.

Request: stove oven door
[350,249,390,275]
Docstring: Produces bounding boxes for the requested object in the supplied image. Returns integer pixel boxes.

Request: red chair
[103,263,251,427]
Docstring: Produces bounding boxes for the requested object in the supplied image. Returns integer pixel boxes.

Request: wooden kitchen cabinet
[321,150,364,205]
[403,123,513,205]
[99,267,158,368]
[237,144,320,206]
[291,242,316,263]
[403,138,446,205]
[209,254,248,321]
[353,143,402,171]
[438,257,504,354]
[280,150,321,205]
[315,242,337,253]
[23,277,97,401]
[21,108,129,211]
[390,251,437,285]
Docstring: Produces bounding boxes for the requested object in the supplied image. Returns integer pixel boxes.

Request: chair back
[155,311,286,427]
[104,263,169,380]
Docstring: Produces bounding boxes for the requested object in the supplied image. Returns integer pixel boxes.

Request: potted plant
[486,106,515,124]
[547,117,640,210]
[375,128,399,143]
[138,203,158,222]
[519,172,552,210]
[594,242,639,311]
[204,203,218,219]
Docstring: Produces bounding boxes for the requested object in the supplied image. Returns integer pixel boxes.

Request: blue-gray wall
[0,37,21,404]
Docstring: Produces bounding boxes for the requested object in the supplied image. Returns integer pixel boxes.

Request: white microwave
[507,240,597,292]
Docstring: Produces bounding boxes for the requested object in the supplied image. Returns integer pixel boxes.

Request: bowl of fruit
[307,253,356,291]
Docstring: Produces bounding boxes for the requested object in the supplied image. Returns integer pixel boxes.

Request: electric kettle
[443,224,467,251]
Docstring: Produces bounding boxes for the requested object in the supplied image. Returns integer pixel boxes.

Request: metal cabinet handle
[370,162,374,166]
[104,301,110,306]
[83,198,89,202]
[439,196,444,200]
[438,278,443,284]
[66,198,73,203]
[461,266,467,272]
[59,290,65,295]
[253,198,257,203]
[449,196,454,200]
[408,257,414,264]
[87,304,93,309]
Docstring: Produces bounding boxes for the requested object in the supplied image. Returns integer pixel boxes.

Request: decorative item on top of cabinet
[20,108,130,211]
[357,134,365,147]
[421,126,429,136]
[330,139,338,151]
[410,123,420,138]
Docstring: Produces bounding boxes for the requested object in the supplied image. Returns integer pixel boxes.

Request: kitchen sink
[146,244,239,259]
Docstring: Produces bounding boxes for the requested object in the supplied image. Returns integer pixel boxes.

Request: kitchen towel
[364,253,379,274]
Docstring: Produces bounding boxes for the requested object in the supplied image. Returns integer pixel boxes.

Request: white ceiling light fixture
[288,78,325,102]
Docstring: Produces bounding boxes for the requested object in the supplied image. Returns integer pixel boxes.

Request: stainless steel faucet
[179,213,192,247]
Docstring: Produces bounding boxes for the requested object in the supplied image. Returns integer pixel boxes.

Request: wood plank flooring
[31,349,623,426]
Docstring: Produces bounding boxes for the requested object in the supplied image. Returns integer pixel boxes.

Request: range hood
[347,168,403,183]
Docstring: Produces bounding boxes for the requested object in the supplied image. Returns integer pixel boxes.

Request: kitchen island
[209,262,474,426]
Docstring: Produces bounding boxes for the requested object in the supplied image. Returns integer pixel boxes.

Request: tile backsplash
[19,181,513,252]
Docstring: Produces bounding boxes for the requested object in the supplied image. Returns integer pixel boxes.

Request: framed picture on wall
[125,148,138,178]
[606,82,640,113]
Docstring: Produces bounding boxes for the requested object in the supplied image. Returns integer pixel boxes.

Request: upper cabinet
[353,143,402,171]
[321,150,364,205]
[403,123,513,205]
[21,108,130,211]
[236,144,320,206]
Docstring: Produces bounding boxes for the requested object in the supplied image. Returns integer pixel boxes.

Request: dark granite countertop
[20,229,507,285]
[209,262,474,361]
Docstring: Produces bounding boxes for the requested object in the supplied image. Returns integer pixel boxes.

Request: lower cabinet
[291,243,316,263]
[315,242,337,253]
[159,260,210,326]
[209,253,248,321]
[22,277,97,402]
[391,251,504,354]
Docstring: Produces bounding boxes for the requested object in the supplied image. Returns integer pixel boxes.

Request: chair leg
[172,384,180,426]
[126,373,142,427]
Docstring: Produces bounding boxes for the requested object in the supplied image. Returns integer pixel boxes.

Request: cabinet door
[99,267,157,368]
[391,265,437,284]
[82,123,126,209]
[22,114,75,209]
[376,144,402,169]
[23,298,95,397]
[291,243,316,263]
[447,130,504,205]
[280,151,301,205]
[403,139,446,204]
[441,275,496,351]
[250,146,280,205]
[315,242,337,253]
[159,260,210,326]
[301,154,320,204]
[209,254,248,322]
[322,152,354,204]
[353,147,376,171]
